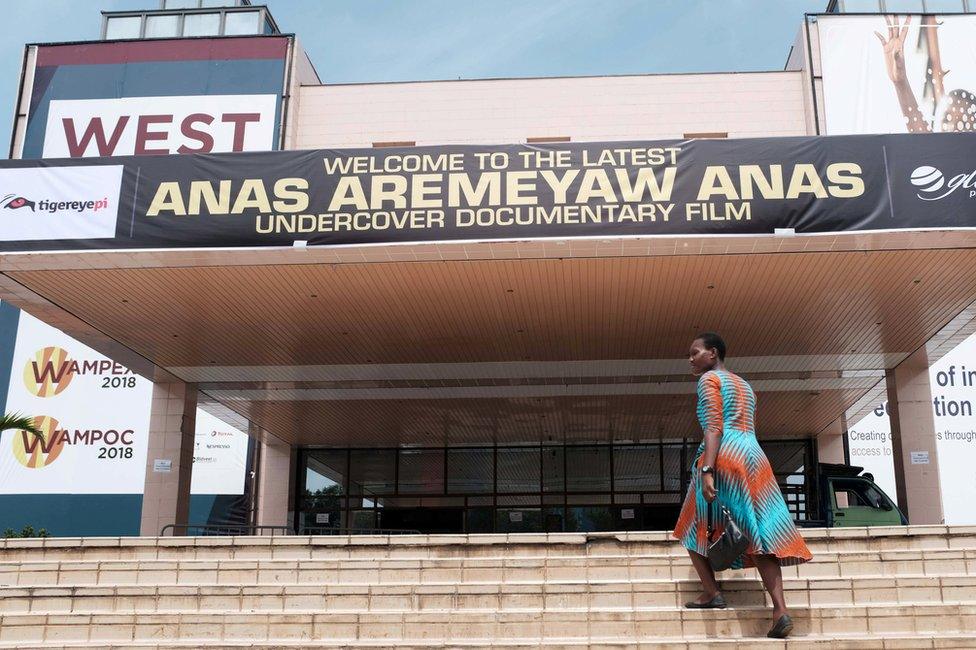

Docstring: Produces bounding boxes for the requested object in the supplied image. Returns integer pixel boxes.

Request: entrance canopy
[1,134,976,449]
[3,235,976,448]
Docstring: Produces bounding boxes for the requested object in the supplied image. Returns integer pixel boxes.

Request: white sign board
[43,95,279,158]
[0,311,152,494]
[847,331,976,524]
[153,459,172,473]
[191,408,249,495]
[0,166,123,241]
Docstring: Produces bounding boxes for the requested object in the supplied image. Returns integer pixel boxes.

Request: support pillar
[817,415,848,465]
[254,434,296,530]
[886,347,944,525]
[140,381,196,536]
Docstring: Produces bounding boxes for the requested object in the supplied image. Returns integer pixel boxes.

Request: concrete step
[2,548,974,587]
[0,603,974,643]
[1,526,973,563]
[1,576,974,614]
[2,634,976,649]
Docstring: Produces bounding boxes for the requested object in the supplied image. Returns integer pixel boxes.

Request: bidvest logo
[1,194,35,211]
[24,346,75,397]
[911,165,976,201]
[11,415,64,468]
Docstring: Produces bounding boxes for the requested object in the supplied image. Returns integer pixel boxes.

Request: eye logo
[10,415,65,468]
[1,194,35,211]
[910,165,976,201]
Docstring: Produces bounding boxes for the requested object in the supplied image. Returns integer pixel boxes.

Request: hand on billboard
[874,15,911,84]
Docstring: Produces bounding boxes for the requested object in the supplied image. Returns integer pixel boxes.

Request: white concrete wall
[292,71,811,149]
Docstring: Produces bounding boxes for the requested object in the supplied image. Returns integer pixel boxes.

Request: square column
[886,347,944,525]
[254,432,297,530]
[818,415,848,465]
[140,381,197,536]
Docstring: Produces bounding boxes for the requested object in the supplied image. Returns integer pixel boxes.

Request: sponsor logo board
[0,166,122,242]
[191,408,248,495]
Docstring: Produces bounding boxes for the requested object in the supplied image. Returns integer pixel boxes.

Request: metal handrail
[159,523,292,537]
[300,527,423,535]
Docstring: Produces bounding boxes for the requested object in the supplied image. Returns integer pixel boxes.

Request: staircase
[0,525,974,648]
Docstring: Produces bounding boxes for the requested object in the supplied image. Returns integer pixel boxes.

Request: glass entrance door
[296,440,815,534]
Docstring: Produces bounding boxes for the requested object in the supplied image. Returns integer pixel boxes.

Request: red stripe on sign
[36,37,289,67]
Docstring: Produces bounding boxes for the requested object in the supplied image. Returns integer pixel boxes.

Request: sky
[1,0,828,154]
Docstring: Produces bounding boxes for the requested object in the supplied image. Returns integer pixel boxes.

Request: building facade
[1,0,975,536]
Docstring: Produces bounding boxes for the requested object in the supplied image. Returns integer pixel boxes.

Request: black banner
[1,133,975,252]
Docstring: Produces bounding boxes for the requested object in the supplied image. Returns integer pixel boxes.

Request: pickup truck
[815,463,908,527]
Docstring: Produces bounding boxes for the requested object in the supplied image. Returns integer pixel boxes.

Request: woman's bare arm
[875,15,931,133]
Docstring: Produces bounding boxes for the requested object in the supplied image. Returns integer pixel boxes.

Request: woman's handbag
[706,498,750,571]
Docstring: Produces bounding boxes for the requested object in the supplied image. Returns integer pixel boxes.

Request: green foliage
[0,413,43,438]
[301,484,343,510]
[3,525,50,538]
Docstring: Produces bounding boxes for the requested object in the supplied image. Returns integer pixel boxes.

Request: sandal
[683,593,727,609]
[767,614,794,638]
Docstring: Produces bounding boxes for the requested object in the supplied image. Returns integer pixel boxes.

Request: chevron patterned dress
[673,369,812,569]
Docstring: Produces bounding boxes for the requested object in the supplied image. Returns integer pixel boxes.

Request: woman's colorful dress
[673,369,812,569]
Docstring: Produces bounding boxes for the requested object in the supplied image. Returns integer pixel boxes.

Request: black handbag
[706,498,750,571]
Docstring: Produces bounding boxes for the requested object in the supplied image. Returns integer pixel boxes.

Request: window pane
[495,508,540,533]
[145,15,181,38]
[398,449,444,494]
[183,12,221,36]
[839,0,881,9]
[565,446,610,492]
[542,446,563,492]
[923,0,965,11]
[202,0,236,5]
[163,0,198,8]
[566,506,615,532]
[662,444,686,493]
[224,10,260,35]
[497,448,539,493]
[614,445,661,492]
[447,448,493,493]
[883,0,924,11]
[349,449,395,496]
[105,16,142,40]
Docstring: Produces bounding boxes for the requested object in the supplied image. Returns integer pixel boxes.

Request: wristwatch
[701,465,714,475]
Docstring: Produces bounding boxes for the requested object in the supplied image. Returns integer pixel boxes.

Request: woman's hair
[695,332,726,361]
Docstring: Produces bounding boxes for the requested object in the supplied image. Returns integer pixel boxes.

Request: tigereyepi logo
[911,165,976,201]
[24,346,75,397]
[1,194,35,211]
[11,415,64,468]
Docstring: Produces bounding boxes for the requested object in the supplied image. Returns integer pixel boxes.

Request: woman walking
[673,333,812,639]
